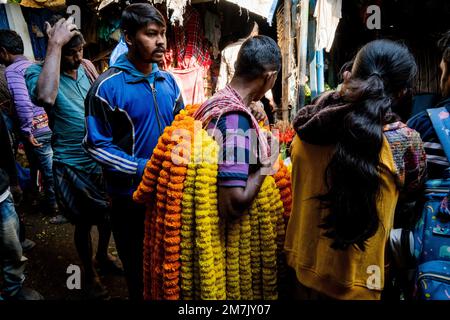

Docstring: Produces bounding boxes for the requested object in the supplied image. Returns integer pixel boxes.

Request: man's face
[62,44,83,71]
[440,59,450,97]
[127,22,166,64]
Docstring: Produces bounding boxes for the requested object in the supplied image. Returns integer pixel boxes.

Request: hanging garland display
[133,105,292,300]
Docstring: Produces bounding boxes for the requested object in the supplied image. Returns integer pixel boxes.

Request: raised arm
[36,18,79,108]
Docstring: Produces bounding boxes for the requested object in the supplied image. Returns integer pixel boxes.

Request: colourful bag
[412,107,450,300]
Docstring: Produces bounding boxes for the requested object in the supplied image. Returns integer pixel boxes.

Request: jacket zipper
[150,83,162,135]
[417,273,450,284]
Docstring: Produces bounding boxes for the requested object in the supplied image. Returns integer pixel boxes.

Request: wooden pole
[281,0,292,121]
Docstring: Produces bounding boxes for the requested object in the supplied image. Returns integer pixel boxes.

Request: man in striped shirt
[0,29,60,222]
[408,30,450,179]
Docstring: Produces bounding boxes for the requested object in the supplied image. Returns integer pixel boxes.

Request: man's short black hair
[0,29,24,55]
[438,30,450,64]
[234,35,281,81]
[120,3,166,36]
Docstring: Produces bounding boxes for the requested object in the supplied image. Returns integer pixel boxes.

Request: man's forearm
[37,43,62,107]
[218,169,266,219]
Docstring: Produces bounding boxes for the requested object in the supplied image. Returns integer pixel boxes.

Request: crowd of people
[0,1,449,300]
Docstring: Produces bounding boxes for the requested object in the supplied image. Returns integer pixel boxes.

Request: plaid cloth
[173,6,211,69]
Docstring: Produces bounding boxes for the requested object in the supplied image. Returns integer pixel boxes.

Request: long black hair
[318,40,417,251]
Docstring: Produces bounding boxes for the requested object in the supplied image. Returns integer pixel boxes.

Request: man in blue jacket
[83,3,183,300]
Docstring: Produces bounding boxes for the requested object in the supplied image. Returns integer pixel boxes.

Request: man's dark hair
[46,15,85,52]
[438,30,450,64]
[120,3,166,36]
[234,35,281,81]
[0,29,24,55]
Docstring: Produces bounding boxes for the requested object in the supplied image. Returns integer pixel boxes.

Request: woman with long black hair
[284,40,427,300]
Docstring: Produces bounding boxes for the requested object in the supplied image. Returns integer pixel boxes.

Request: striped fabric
[207,113,252,187]
[52,162,108,224]
[194,85,270,189]
[5,57,50,137]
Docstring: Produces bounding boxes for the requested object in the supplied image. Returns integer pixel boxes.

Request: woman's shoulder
[383,121,422,141]
[383,121,424,160]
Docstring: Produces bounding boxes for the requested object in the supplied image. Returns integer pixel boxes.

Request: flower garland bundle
[193,129,219,300]
[180,161,196,300]
[273,158,292,221]
[134,111,192,300]
[239,211,253,299]
[163,123,192,299]
[249,200,262,299]
[226,216,241,299]
[207,166,226,299]
[134,105,293,301]
[269,179,288,294]
[256,176,278,300]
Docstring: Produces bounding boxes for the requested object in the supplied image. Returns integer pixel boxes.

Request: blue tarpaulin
[0,4,10,29]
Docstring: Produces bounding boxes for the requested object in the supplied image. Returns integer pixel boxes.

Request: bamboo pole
[281,0,292,121]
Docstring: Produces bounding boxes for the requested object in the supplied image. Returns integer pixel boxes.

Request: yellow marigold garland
[257,176,278,300]
[239,210,253,299]
[249,200,262,299]
[194,130,219,300]
[226,216,241,300]
[180,162,196,300]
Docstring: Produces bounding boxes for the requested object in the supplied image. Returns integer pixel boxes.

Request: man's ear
[264,70,277,83]
[124,32,133,47]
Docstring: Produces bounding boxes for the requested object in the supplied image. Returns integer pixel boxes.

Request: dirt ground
[17,199,129,300]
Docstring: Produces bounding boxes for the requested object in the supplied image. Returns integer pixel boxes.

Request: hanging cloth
[314,0,342,52]
[171,66,205,106]
[19,0,66,9]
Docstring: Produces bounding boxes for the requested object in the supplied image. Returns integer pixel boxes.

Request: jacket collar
[112,53,165,84]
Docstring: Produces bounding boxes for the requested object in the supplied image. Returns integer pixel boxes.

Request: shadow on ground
[19,200,128,300]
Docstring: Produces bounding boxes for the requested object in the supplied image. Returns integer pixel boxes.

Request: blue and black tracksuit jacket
[83,54,184,196]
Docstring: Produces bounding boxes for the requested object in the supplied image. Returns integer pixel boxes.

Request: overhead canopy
[223,0,279,25]
[19,0,66,9]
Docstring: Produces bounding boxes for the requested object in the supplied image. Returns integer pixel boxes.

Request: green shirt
[25,63,98,172]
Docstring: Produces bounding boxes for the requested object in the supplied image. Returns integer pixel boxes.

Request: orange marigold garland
[273,158,292,222]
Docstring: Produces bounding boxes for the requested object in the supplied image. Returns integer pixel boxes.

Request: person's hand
[45,17,79,48]
[249,101,268,123]
[27,134,43,148]
[268,99,277,112]
[259,130,280,176]
[10,184,23,205]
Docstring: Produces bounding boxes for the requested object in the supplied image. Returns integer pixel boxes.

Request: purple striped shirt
[207,112,252,188]
[5,57,50,137]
